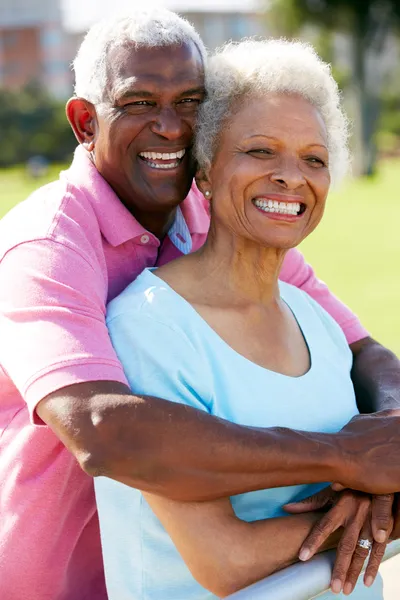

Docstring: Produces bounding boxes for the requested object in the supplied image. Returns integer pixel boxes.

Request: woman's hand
[284,487,392,595]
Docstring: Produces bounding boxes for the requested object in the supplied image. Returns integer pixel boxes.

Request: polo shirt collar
[65,146,148,247]
[64,145,210,247]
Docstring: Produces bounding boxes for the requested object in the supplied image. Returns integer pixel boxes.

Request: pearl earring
[205,190,211,198]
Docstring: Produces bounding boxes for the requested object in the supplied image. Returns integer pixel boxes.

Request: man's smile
[138,149,186,170]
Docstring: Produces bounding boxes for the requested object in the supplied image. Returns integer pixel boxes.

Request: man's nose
[270,158,306,190]
[150,107,186,140]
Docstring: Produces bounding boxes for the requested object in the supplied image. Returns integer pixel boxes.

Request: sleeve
[0,240,128,424]
[280,248,369,345]
[106,309,213,413]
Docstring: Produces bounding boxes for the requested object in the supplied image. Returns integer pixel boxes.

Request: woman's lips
[252,197,305,216]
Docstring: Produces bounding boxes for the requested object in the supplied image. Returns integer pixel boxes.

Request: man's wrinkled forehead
[105,42,205,103]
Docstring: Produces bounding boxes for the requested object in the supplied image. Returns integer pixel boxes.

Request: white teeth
[253,199,301,215]
[139,149,186,161]
[146,161,180,170]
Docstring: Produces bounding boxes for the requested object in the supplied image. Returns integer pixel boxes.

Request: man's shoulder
[0,172,100,261]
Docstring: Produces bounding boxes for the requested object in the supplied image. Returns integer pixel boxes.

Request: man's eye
[179,98,200,104]
[125,101,152,107]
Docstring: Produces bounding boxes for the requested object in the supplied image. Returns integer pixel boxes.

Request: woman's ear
[66,98,97,152]
[195,166,212,200]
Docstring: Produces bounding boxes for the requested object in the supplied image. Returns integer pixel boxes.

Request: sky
[61,0,262,32]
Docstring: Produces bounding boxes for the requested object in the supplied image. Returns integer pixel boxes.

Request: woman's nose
[270,159,306,190]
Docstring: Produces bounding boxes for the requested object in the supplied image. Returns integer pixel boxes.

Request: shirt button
[140,234,150,244]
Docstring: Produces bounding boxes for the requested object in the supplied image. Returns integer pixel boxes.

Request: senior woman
[95,40,384,599]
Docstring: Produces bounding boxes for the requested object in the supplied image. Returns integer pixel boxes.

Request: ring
[357,539,372,551]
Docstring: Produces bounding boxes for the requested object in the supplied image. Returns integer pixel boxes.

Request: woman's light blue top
[95,268,383,600]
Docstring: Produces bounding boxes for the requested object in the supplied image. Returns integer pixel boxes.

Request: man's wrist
[269,428,345,487]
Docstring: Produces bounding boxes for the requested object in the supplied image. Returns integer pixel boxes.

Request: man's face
[92,42,205,217]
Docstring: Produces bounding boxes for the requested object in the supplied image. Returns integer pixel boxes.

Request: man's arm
[38,384,400,501]
[5,240,400,502]
[350,337,400,413]
[37,380,341,501]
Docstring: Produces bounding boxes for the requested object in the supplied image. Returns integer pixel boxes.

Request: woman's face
[203,93,332,250]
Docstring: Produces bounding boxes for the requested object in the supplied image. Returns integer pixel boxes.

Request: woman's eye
[248,149,274,156]
[306,156,326,167]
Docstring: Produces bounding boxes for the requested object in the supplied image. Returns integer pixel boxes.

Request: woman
[95,40,385,599]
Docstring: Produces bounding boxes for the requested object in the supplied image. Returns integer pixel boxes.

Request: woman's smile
[252,193,307,222]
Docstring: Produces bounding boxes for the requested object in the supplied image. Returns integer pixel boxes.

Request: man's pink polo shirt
[0,146,368,600]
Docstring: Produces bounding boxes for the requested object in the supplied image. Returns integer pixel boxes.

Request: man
[0,9,399,600]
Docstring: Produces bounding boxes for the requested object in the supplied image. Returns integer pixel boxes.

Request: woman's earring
[205,190,211,198]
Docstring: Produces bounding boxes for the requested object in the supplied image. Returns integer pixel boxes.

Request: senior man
[0,9,400,600]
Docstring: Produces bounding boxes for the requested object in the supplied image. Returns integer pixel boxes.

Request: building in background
[0,0,267,99]
[0,0,77,98]
[63,0,267,51]
[0,0,268,100]
[172,0,266,50]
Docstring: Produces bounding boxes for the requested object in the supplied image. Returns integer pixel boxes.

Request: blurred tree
[268,0,400,175]
[0,82,75,167]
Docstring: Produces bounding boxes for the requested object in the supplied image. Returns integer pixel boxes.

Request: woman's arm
[144,493,342,598]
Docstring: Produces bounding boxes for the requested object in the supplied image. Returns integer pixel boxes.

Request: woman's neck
[189,221,288,306]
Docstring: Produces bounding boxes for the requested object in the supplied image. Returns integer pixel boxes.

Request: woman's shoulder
[106,268,190,331]
[279,281,351,356]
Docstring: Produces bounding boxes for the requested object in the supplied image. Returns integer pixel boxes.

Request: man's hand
[285,488,391,595]
[336,411,400,495]
[389,494,400,541]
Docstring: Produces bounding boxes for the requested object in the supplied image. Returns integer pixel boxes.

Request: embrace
[1,8,400,600]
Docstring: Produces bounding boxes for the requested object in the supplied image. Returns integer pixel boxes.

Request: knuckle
[353,547,369,560]
[332,566,345,580]
[346,562,364,584]
[377,494,394,504]
[371,545,386,563]
[359,497,371,511]
[338,537,357,555]
[374,495,394,516]
[313,519,332,537]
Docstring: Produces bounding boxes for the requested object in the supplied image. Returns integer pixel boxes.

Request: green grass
[1,161,399,356]
[300,160,400,356]
[0,164,66,219]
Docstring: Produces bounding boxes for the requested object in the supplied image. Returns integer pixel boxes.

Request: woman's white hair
[73,8,207,105]
[195,39,350,184]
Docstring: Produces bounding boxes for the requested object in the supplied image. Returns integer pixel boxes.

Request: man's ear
[195,166,212,200]
[66,98,97,151]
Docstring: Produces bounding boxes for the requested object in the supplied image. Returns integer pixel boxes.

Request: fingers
[298,504,341,562]
[330,497,370,594]
[371,494,394,543]
[330,523,365,594]
[331,483,346,492]
[389,493,400,541]
[284,486,335,514]
[364,537,387,590]
[342,519,373,595]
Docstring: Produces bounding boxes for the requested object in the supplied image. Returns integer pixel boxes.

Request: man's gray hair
[73,8,207,105]
[195,39,350,184]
